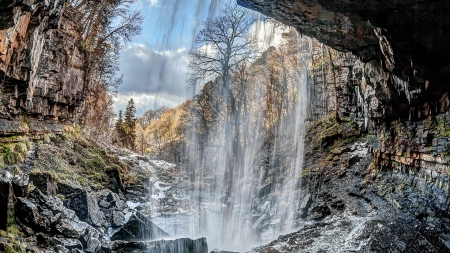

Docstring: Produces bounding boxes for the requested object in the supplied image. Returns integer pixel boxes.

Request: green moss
[301,168,309,178]
[56,194,65,201]
[434,116,450,138]
[63,125,83,140]
[0,231,26,253]
[308,113,360,152]
[31,135,130,189]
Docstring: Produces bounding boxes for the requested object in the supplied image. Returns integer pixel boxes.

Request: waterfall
[143,1,311,252]
[183,33,310,252]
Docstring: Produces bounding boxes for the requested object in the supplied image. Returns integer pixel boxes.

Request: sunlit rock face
[238,0,450,120]
[0,0,86,128]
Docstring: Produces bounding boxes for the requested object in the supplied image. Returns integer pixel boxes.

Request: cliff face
[0,0,86,133]
[239,1,450,252]
[238,0,450,121]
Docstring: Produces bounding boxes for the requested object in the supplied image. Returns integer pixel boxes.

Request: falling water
[182,33,311,251]
[145,1,312,252]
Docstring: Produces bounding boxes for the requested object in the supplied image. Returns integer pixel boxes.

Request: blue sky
[114,0,280,116]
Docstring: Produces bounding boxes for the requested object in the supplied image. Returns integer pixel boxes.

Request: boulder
[94,189,126,211]
[30,172,57,196]
[54,218,88,239]
[55,245,70,253]
[106,169,124,194]
[12,174,29,197]
[80,225,101,252]
[147,238,208,253]
[84,238,100,253]
[110,213,170,241]
[111,237,208,253]
[0,171,14,230]
[36,233,52,247]
[61,183,104,227]
[99,200,109,208]
[16,197,50,232]
[57,181,85,197]
[112,211,125,228]
[52,238,83,251]
[29,189,77,221]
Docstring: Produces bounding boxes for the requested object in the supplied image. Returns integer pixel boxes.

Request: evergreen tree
[115,110,124,146]
[123,98,137,150]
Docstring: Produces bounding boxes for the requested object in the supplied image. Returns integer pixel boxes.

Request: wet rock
[210,250,239,253]
[52,238,83,251]
[30,172,58,196]
[111,237,208,253]
[16,197,49,232]
[80,226,101,252]
[12,174,29,197]
[106,191,126,210]
[54,218,88,239]
[99,200,109,208]
[110,213,170,241]
[299,194,311,212]
[0,171,14,230]
[63,188,104,227]
[112,211,125,228]
[307,203,331,221]
[85,238,100,253]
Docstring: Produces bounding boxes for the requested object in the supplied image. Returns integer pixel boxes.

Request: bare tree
[188,3,258,197]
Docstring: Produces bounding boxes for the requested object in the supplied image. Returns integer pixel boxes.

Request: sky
[114,0,282,116]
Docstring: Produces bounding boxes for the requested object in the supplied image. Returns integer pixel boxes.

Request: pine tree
[123,98,137,150]
[115,110,124,146]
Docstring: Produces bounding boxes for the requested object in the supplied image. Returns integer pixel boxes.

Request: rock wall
[0,0,86,133]
[239,1,450,251]
[239,0,450,121]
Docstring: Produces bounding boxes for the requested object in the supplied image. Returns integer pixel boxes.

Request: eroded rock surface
[0,0,86,132]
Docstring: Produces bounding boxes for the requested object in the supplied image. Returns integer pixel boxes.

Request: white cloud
[117,43,191,116]
[149,0,158,7]
[133,0,159,9]
[113,92,186,117]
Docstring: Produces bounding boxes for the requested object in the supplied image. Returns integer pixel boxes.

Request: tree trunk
[327,48,341,123]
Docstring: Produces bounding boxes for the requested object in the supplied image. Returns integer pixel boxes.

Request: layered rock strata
[238,1,450,252]
[0,0,86,133]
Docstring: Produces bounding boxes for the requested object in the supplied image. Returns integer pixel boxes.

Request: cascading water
[144,1,314,252]
[183,31,312,251]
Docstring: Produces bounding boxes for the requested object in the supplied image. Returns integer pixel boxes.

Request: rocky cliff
[0,0,86,135]
[238,1,450,252]
[239,0,450,121]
